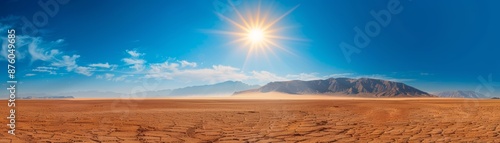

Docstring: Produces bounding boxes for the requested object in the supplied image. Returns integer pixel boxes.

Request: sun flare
[211,1,303,66]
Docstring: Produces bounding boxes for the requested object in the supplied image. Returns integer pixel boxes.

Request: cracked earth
[0,99,499,142]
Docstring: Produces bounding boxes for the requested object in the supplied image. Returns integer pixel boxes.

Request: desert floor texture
[0,97,499,142]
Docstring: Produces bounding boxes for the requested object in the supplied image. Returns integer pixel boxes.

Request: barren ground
[0,97,499,142]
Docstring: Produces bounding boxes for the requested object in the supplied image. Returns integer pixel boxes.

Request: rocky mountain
[435,90,488,98]
[169,81,260,96]
[234,78,433,97]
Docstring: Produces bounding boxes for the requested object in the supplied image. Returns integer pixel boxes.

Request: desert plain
[1,93,499,143]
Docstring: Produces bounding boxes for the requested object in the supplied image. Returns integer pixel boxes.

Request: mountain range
[167,81,260,96]
[20,96,74,99]
[235,78,434,97]
[19,78,498,98]
[434,90,488,98]
[19,81,259,98]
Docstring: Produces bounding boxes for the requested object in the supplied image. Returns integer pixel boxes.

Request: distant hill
[21,96,74,99]
[435,90,488,98]
[17,81,259,98]
[19,91,123,98]
[234,78,434,97]
[169,81,260,96]
[138,89,173,97]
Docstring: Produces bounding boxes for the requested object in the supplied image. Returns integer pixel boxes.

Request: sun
[248,28,265,43]
[209,1,304,68]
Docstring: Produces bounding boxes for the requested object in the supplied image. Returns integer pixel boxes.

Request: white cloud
[1,36,48,61]
[32,66,58,75]
[143,60,349,84]
[89,62,112,68]
[27,38,62,62]
[250,72,328,83]
[114,76,126,81]
[286,73,322,81]
[51,55,79,71]
[96,73,134,82]
[48,54,96,76]
[75,66,94,76]
[123,58,145,65]
[123,58,146,71]
[122,50,146,72]
[146,64,248,83]
[156,62,179,71]
[105,73,115,80]
[25,74,36,77]
[250,71,288,82]
[56,39,64,43]
[0,21,93,77]
[179,60,197,67]
[126,50,143,57]
[323,73,354,78]
[113,75,133,82]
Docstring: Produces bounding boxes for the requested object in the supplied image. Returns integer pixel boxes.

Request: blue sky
[1,0,499,95]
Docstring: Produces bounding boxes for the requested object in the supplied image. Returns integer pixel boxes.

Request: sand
[0,94,499,142]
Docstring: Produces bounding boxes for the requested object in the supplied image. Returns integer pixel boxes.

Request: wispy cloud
[339,74,415,82]
[114,75,133,82]
[122,49,146,72]
[251,71,288,82]
[126,50,143,57]
[146,60,248,83]
[123,58,146,71]
[89,62,112,68]
[96,73,135,82]
[25,73,36,77]
[0,22,94,77]
[75,66,95,76]
[27,37,64,62]
[323,73,355,78]
[32,66,58,75]
[286,73,322,81]
[51,55,79,71]
[105,73,115,80]
[179,60,197,67]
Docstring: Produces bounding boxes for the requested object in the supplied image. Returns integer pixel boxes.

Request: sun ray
[264,39,296,56]
[256,0,261,28]
[266,35,309,41]
[211,1,303,68]
[203,30,247,37]
[227,37,248,45]
[262,5,300,31]
[265,25,298,34]
[228,0,252,31]
[215,13,249,31]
